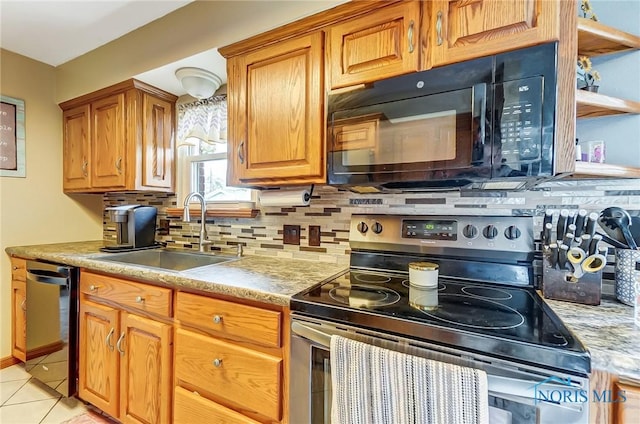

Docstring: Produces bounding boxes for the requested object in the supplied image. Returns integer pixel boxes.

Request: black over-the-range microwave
[327,42,558,192]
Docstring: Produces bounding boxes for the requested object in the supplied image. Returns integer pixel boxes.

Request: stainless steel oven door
[290,314,589,424]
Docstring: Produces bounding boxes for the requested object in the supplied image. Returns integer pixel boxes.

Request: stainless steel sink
[95,249,235,271]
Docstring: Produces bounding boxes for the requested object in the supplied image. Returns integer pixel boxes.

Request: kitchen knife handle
[586,212,599,238]
[563,232,575,248]
[543,210,554,228]
[579,235,591,252]
[574,209,587,237]
[543,223,553,246]
[548,243,558,268]
[557,209,569,242]
[558,244,569,270]
[589,234,603,256]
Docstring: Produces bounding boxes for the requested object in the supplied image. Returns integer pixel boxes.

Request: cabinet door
[427,0,559,68]
[614,382,640,423]
[327,1,420,89]
[63,105,91,191]
[119,313,172,424]
[11,280,27,362]
[79,300,120,418]
[92,93,126,188]
[229,32,325,186]
[141,93,174,190]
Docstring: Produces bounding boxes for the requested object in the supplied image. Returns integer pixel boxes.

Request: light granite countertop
[5,240,347,307]
[6,241,640,381]
[544,296,640,382]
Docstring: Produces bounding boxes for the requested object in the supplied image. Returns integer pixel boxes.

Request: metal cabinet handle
[89,285,99,292]
[115,157,123,174]
[116,332,125,356]
[135,296,145,304]
[237,141,245,164]
[436,11,443,46]
[212,358,223,368]
[212,315,223,324]
[20,299,26,312]
[106,328,115,351]
[408,20,415,53]
[82,160,88,177]
[12,266,18,270]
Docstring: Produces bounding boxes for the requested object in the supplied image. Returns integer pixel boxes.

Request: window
[176,95,254,206]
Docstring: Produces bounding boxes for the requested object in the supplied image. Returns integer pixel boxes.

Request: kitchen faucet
[183,192,212,252]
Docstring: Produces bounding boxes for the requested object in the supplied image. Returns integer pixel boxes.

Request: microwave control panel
[498,76,543,163]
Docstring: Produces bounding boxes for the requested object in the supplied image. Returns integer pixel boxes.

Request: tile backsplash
[103,178,640,296]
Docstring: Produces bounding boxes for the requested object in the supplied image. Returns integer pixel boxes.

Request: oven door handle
[291,321,332,349]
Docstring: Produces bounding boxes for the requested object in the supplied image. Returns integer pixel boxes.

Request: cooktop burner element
[421,294,524,330]
[291,214,590,377]
[329,284,401,308]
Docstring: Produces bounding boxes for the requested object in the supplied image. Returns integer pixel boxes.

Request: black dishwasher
[26,260,79,397]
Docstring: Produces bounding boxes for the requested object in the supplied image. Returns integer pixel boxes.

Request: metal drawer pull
[89,285,100,292]
[436,11,443,46]
[106,328,115,351]
[12,266,18,270]
[237,141,245,164]
[116,332,125,356]
[212,315,223,324]
[135,296,145,304]
[212,358,223,368]
[408,20,415,53]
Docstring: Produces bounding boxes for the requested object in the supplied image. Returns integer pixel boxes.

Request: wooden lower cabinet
[613,381,640,424]
[10,257,27,362]
[174,291,286,424]
[78,272,172,423]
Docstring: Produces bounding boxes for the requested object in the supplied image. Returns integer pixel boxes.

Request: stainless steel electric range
[290,215,591,424]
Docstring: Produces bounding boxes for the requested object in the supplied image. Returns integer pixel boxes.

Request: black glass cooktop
[291,270,590,376]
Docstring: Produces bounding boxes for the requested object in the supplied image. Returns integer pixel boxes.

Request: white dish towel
[330,335,489,424]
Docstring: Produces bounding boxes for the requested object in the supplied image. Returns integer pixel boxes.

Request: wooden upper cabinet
[327,1,421,89]
[228,33,325,186]
[141,93,174,190]
[62,105,91,191]
[59,80,177,193]
[92,94,126,189]
[426,0,559,68]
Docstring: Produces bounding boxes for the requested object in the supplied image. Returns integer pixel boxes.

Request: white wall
[575,0,640,167]
[0,50,103,359]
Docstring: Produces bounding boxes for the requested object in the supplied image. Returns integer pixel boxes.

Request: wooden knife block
[542,253,602,305]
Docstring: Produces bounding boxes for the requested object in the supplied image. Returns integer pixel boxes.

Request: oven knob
[483,225,498,239]
[372,222,383,234]
[462,224,478,239]
[505,225,521,240]
[357,222,369,234]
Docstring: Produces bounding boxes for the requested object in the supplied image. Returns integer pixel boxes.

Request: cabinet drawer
[80,272,172,317]
[174,386,261,424]
[11,258,26,282]
[176,292,281,348]
[175,328,282,422]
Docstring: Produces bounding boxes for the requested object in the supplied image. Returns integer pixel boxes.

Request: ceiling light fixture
[175,67,222,99]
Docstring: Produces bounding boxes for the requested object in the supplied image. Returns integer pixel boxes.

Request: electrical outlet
[309,225,321,246]
[283,225,301,245]
[157,219,170,236]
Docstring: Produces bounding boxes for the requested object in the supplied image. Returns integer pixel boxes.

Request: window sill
[166,207,260,219]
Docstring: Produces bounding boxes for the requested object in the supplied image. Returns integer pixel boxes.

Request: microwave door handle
[472,83,487,148]
[291,321,332,349]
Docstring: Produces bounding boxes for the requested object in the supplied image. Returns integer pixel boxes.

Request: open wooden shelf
[573,161,640,179]
[577,17,640,57]
[576,89,640,118]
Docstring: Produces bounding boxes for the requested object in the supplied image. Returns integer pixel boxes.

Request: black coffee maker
[101,205,159,252]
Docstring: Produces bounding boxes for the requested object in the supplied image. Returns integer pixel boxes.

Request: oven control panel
[350,214,533,254]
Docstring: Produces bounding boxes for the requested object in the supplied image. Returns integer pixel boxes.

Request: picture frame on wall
[0,94,26,177]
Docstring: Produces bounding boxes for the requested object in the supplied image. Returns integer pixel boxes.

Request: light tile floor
[1,364,89,424]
